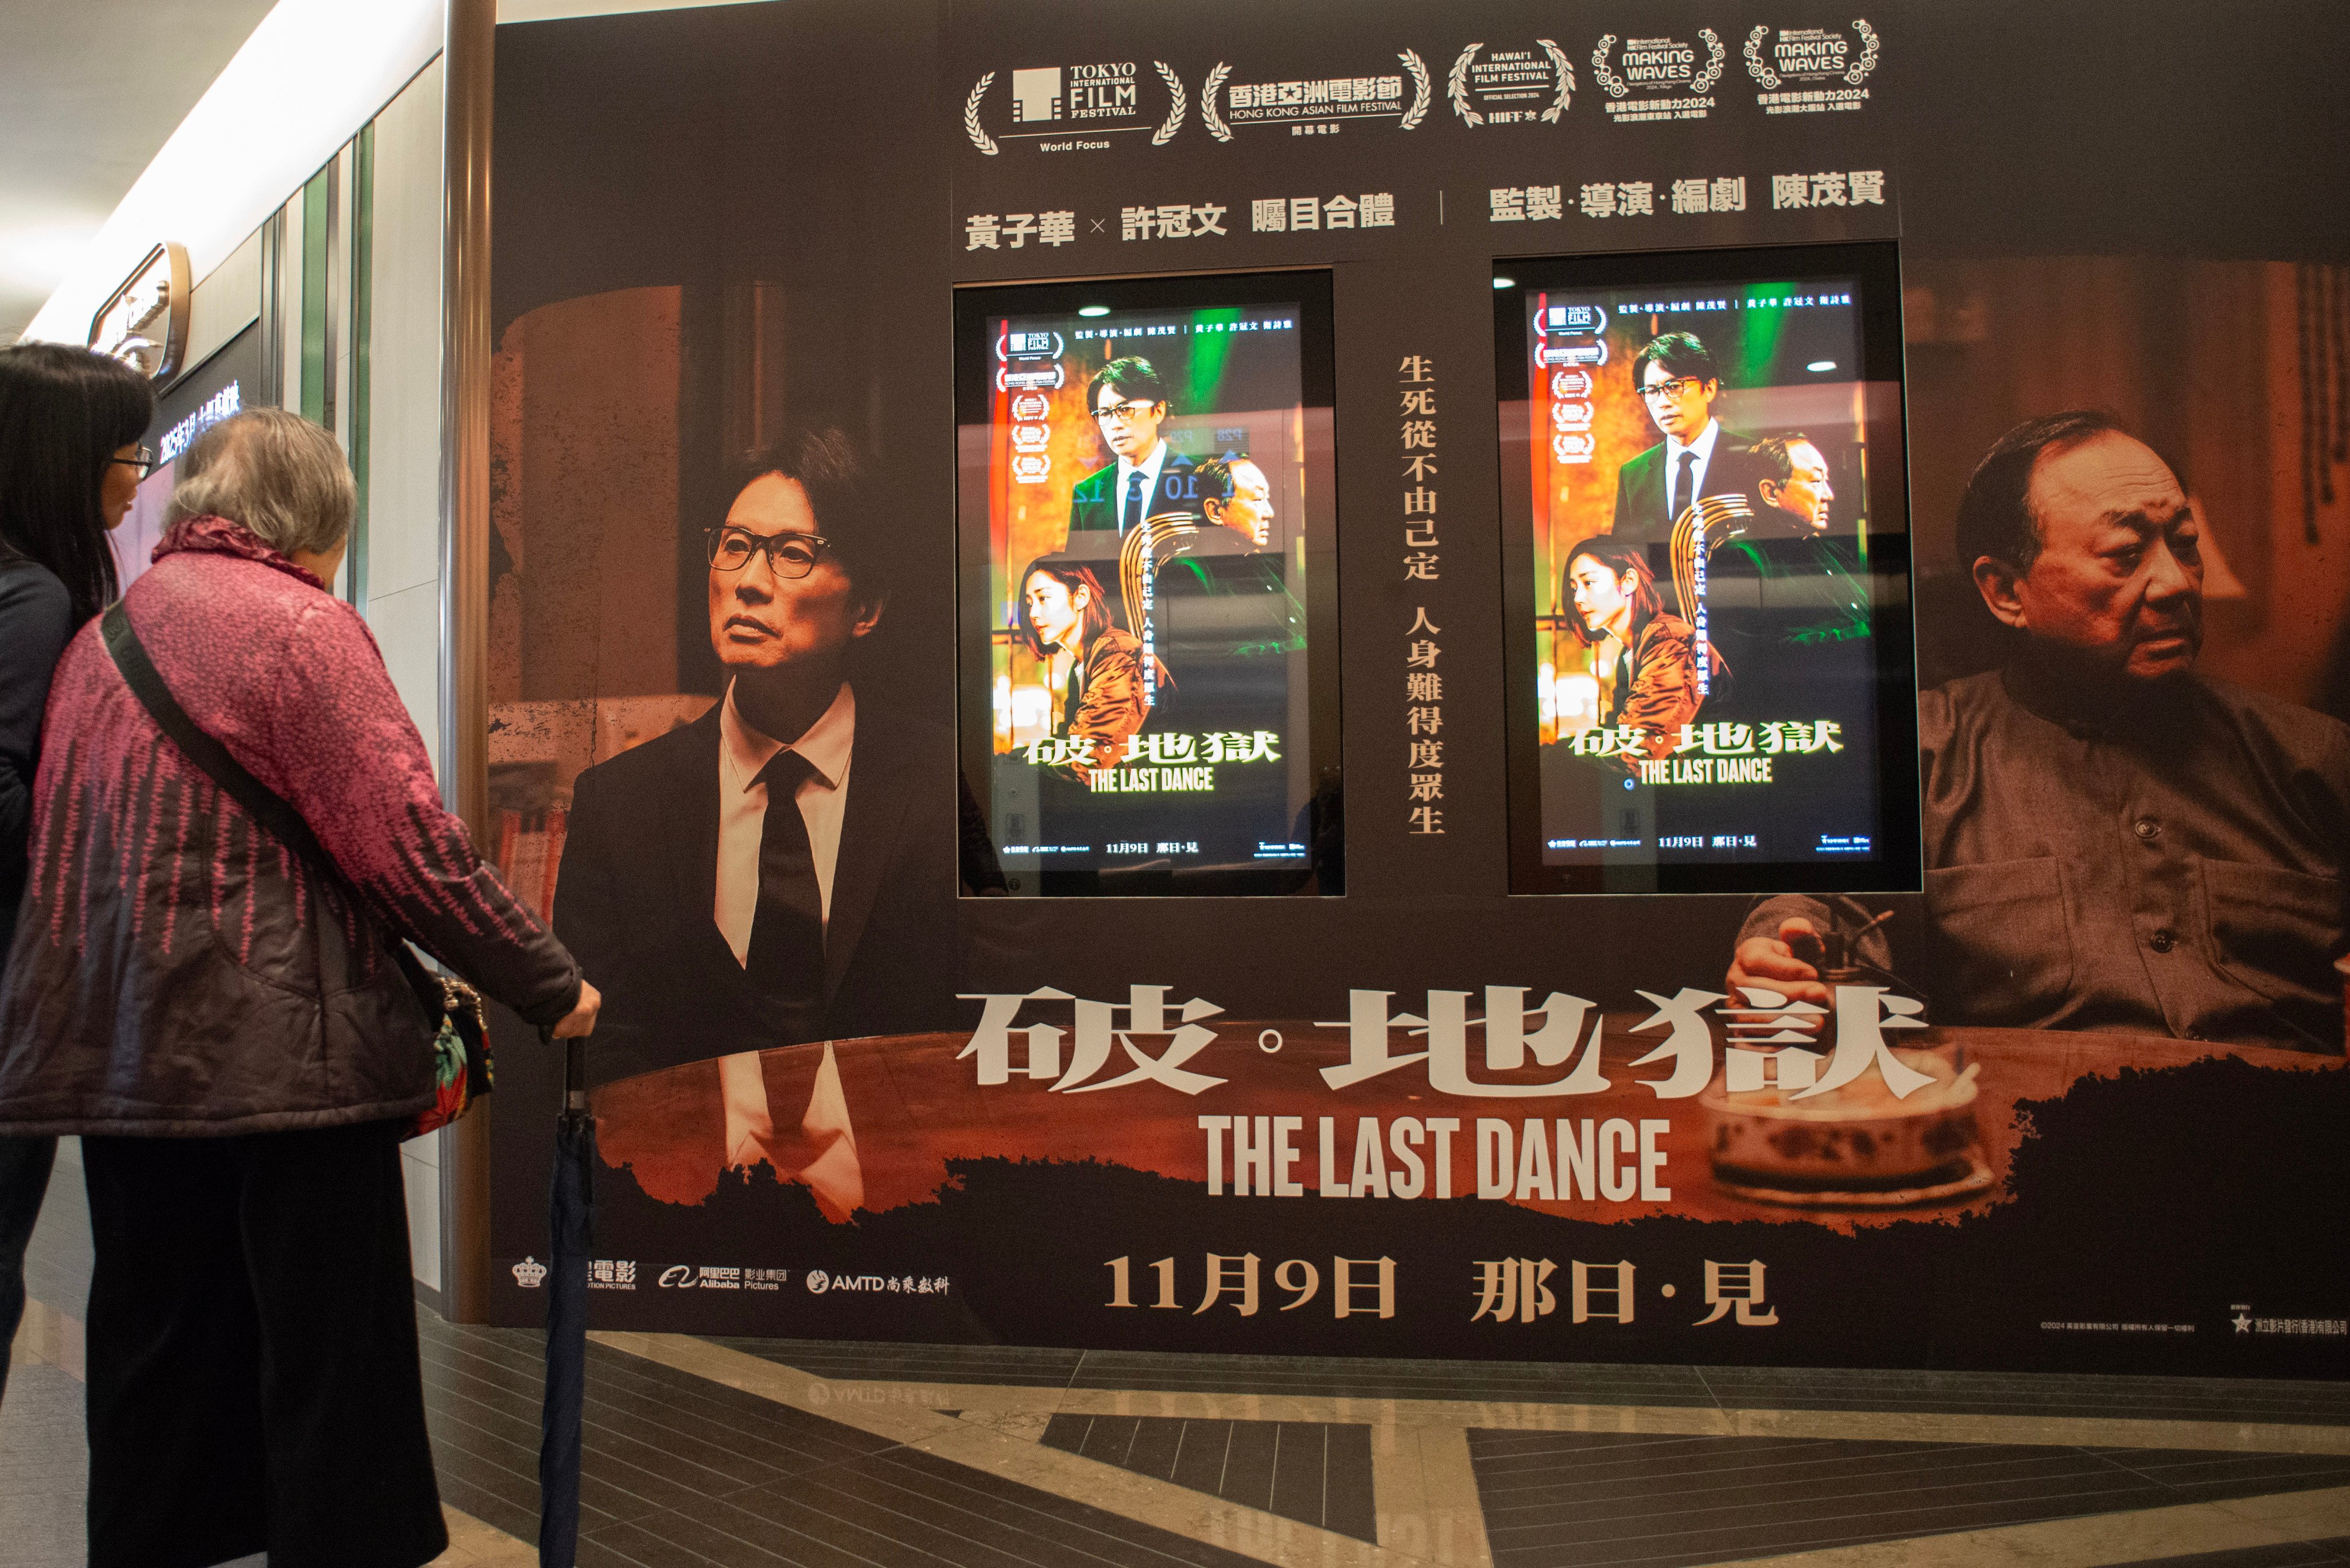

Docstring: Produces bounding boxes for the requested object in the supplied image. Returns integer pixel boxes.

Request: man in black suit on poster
[1066,356,1196,538]
[554,428,959,1190]
[1609,331,1771,553]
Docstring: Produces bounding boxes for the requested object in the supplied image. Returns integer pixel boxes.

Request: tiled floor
[2110,1543,2350,1567]
[421,1318,1270,1567]
[1039,1413,1380,1542]
[9,1144,2350,1568]
[718,1337,2350,1428]
[0,1363,86,1567]
[1467,1430,2350,1567]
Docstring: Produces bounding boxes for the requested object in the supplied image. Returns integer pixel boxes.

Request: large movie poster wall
[479,0,2350,1378]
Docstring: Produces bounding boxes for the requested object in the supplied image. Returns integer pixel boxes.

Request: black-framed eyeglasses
[1638,376,1707,403]
[109,445,157,479]
[1092,399,1159,425]
[705,525,833,578]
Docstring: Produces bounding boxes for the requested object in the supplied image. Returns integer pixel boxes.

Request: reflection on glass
[956,274,1339,897]
[1500,244,1921,895]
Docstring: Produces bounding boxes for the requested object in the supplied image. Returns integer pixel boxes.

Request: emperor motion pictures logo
[507,1256,640,1289]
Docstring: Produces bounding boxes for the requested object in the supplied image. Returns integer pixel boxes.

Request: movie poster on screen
[1498,242,1919,895]
[955,273,1340,896]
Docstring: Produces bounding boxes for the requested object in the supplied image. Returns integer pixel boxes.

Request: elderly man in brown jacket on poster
[1729,411,2349,1053]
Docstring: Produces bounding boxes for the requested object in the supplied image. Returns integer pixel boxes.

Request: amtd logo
[822,1274,894,1293]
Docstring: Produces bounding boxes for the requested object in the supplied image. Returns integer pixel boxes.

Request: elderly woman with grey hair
[0,408,600,1568]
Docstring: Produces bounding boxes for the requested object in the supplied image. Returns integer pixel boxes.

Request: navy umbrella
[538,1029,595,1567]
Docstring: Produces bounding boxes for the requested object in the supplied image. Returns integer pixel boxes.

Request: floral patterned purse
[411,970,492,1136]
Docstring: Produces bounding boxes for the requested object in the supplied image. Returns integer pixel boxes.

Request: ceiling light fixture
[24,0,443,345]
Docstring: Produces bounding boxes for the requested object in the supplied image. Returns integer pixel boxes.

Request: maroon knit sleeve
[255,598,581,1025]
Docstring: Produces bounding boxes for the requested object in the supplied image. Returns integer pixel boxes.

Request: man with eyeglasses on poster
[553,427,960,1207]
[1610,332,1770,553]
[1067,356,1196,539]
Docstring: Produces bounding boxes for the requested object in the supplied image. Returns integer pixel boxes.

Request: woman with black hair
[1562,534,1723,763]
[1016,556,1166,770]
[0,342,154,1405]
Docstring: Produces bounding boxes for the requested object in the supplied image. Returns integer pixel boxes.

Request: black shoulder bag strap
[99,601,443,1017]
[102,601,333,868]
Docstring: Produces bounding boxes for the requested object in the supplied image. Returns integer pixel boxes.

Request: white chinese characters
[1470,1257,1778,1326]
[958,983,1935,1104]
[1249,193,1397,231]
[955,985,1229,1095]
[1489,177,1749,220]
[963,211,1078,250]
[1771,170,1887,209]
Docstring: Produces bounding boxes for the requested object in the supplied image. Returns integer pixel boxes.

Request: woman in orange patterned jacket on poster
[1017,557,1170,772]
[1563,535,1726,764]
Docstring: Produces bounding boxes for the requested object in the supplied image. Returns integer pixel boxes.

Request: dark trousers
[81,1120,448,1568]
[0,1133,56,1409]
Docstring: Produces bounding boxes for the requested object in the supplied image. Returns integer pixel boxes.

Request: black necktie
[1671,449,1697,525]
[1122,468,1146,534]
[744,749,824,1014]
